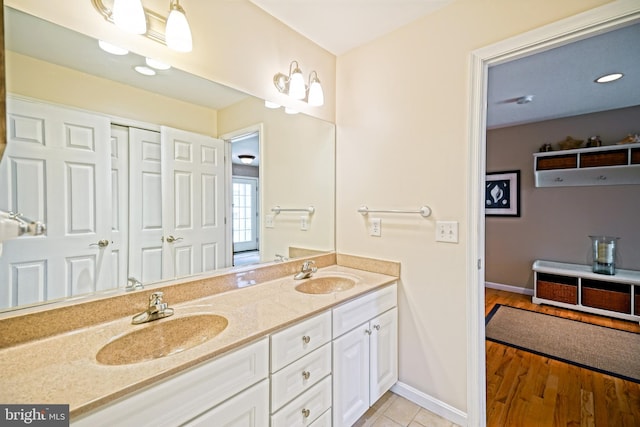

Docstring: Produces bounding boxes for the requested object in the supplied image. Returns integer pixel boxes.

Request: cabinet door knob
[302,408,311,418]
[302,370,311,380]
[302,335,311,344]
[373,324,381,331]
[365,329,372,335]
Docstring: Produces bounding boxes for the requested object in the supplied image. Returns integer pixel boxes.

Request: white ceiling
[249,0,453,55]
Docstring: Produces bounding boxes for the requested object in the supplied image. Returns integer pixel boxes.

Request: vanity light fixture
[92,0,193,53]
[98,40,129,55]
[265,100,281,109]
[284,107,299,115]
[238,154,255,165]
[273,61,324,106]
[112,0,147,34]
[595,72,624,83]
[165,0,193,52]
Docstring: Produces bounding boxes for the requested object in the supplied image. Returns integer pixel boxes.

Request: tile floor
[353,391,461,427]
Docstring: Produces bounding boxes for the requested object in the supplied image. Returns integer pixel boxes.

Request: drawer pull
[302,370,311,380]
[302,335,311,344]
[302,408,311,418]
[365,329,372,335]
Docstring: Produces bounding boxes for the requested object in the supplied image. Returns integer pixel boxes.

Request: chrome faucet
[125,276,144,292]
[132,292,174,325]
[275,253,289,262]
[294,260,317,280]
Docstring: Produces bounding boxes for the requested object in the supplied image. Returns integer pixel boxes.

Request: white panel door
[128,127,163,283]
[161,126,227,279]
[332,324,370,427]
[0,97,112,309]
[369,308,398,403]
[109,125,129,289]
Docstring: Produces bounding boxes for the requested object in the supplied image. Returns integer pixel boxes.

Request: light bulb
[112,0,147,35]
[307,79,324,106]
[166,1,193,52]
[288,67,306,100]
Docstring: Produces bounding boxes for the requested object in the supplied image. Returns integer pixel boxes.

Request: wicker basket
[582,286,631,313]
[537,280,577,304]
[536,155,577,171]
[580,150,628,168]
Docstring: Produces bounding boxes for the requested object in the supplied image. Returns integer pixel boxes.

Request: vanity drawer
[309,409,332,427]
[333,283,397,337]
[271,375,332,427]
[271,343,332,412]
[271,311,331,372]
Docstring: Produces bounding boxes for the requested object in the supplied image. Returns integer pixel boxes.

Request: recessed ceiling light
[145,58,171,70]
[595,73,624,83]
[134,65,156,76]
[98,40,128,55]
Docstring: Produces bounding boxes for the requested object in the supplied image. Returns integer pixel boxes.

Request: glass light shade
[284,107,299,115]
[238,155,255,164]
[112,0,147,35]
[288,70,306,100]
[595,73,623,83]
[166,3,193,52]
[134,65,156,76]
[307,80,324,107]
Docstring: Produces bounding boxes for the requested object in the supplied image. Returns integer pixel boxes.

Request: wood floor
[485,288,640,427]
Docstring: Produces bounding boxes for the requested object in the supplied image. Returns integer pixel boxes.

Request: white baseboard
[485,281,533,296]
[390,381,468,427]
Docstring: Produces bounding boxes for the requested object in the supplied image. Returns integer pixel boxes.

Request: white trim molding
[391,382,468,427]
[485,281,534,296]
[467,1,640,426]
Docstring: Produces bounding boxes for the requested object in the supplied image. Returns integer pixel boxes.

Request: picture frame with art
[485,170,520,217]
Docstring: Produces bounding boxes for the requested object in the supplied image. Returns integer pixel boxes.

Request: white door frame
[466,1,640,426]
[220,124,264,266]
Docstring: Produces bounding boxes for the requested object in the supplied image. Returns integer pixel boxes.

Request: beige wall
[335,0,612,413]
[7,0,336,122]
[218,97,335,261]
[6,51,217,135]
[486,105,640,290]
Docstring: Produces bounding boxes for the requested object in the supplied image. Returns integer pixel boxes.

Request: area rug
[485,304,640,383]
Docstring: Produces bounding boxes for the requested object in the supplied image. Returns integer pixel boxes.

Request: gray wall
[486,105,640,290]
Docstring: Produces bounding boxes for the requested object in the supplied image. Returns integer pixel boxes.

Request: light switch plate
[369,218,381,237]
[436,221,458,243]
[265,214,275,228]
[300,216,308,231]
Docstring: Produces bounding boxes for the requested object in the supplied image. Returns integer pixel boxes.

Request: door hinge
[477,259,482,270]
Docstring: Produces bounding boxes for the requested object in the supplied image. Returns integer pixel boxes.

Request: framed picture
[485,170,520,217]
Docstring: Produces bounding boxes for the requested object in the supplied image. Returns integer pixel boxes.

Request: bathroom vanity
[0,254,399,427]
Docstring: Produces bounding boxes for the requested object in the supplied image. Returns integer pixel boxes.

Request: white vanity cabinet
[269,311,333,426]
[332,284,398,427]
[72,338,269,427]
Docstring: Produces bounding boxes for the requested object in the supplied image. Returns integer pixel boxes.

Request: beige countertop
[0,262,398,418]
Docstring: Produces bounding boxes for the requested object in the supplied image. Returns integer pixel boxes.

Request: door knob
[90,239,110,248]
[163,235,184,243]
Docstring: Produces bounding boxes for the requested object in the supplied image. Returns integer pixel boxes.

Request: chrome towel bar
[271,206,315,214]
[357,205,432,217]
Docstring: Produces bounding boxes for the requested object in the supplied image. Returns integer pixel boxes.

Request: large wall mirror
[0,5,335,312]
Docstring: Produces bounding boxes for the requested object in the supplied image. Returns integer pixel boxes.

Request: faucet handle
[149,292,165,306]
[303,260,317,272]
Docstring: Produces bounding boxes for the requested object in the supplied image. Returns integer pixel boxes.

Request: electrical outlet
[369,218,381,237]
[265,214,275,228]
[300,215,308,231]
[436,221,459,243]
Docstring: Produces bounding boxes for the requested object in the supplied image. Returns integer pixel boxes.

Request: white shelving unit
[533,142,640,187]
[532,260,640,322]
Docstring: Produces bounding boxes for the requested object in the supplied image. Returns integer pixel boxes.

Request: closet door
[128,127,163,283]
[0,97,112,309]
[161,126,227,278]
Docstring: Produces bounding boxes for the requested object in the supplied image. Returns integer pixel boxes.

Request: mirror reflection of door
[230,132,260,266]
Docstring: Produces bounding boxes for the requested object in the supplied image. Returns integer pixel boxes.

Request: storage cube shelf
[532,260,640,322]
[533,142,640,187]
